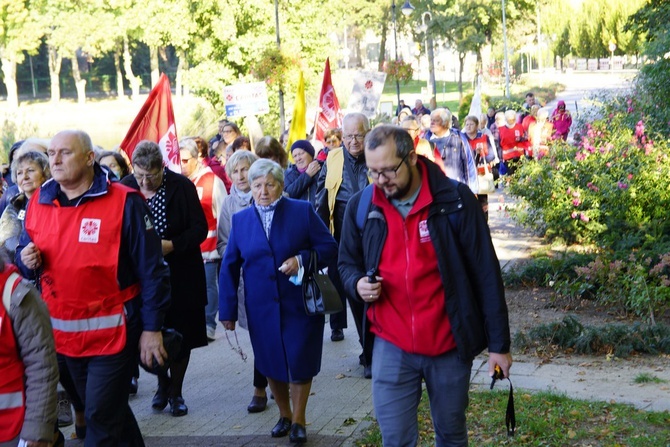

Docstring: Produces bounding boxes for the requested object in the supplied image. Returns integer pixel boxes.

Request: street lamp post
[501,0,511,98]
[392,0,414,112]
[421,12,436,101]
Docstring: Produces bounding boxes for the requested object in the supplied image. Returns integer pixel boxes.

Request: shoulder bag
[302,250,343,316]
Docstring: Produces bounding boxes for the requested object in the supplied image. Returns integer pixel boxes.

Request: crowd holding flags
[120,73,180,172]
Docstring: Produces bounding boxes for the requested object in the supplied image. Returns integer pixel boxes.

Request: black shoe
[331,329,344,342]
[247,395,268,413]
[364,365,372,379]
[56,390,73,427]
[169,396,188,417]
[271,417,292,438]
[151,389,169,411]
[289,423,307,443]
[129,377,138,395]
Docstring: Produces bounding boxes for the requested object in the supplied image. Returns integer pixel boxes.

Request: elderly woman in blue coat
[219,159,337,443]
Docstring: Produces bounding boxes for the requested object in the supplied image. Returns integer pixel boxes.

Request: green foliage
[357,387,670,446]
[0,114,38,160]
[456,91,490,121]
[502,251,596,288]
[634,373,667,384]
[384,60,413,85]
[515,316,670,357]
[507,84,670,320]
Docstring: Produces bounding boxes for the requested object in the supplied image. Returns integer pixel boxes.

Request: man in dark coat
[338,125,512,447]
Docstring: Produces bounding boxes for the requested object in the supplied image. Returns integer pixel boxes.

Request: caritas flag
[120,73,180,172]
[315,58,341,143]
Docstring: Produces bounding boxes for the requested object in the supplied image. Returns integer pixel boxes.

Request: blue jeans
[204,261,220,329]
[371,337,472,447]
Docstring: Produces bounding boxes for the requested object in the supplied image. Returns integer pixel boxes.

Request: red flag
[120,73,180,172]
[315,58,342,144]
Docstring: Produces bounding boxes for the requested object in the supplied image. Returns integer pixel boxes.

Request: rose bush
[507,87,670,321]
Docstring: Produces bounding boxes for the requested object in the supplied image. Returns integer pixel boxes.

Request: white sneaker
[207,326,216,341]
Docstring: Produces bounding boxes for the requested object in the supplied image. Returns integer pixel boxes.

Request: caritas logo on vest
[79,218,101,243]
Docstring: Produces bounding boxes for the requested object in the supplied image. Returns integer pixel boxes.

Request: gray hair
[179,138,199,159]
[11,151,50,183]
[225,150,259,178]
[132,140,163,171]
[248,158,284,186]
[365,125,414,159]
[343,113,371,132]
[430,108,452,127]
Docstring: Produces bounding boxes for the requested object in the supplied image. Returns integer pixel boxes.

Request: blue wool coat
[218,197,338,382]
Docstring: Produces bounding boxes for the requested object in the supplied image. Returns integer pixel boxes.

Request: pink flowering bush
[507,95,670,321]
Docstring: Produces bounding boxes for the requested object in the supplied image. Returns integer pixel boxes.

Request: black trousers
[63,308,144,447]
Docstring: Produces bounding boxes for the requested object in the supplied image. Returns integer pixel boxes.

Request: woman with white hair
[498,109,528,175]
[219,159,337,443]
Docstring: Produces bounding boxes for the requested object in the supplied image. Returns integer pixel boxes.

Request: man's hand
[139,330,167,368]
[161,240,174,256]
[221,320,236,331]
[20,242,42,270]
[488,352,513,379]
[356,276,383,303]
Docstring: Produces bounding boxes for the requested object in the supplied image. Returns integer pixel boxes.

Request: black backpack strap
[356,184,374,233]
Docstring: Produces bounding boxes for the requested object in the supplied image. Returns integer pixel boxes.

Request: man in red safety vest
[17,130,171,447]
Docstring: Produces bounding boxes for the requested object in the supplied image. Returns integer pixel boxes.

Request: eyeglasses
[180,157,193,164]
[133,172,161,182]
[222,129,234,134]
[326,138,340,144]
[343,134,366,142]
[368,152,410,180]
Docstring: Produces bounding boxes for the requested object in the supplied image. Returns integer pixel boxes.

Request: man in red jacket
[338,125,512,447]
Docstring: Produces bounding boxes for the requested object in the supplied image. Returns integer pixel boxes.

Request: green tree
[0,0,45,108]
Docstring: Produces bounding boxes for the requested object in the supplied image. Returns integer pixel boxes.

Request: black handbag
[302,250,343,316]
[139,328,183,376]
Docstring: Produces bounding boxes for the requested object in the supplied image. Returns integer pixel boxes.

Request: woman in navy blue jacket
[219,159,337,444]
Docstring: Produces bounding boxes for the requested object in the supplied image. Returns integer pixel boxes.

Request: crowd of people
[0,95,571,446]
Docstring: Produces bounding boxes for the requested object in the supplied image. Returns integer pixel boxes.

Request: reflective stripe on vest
[0,391,23,410]
[50,313,124,333]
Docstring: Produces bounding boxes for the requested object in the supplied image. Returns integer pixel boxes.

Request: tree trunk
[71,51,87,105]
[378,8,390,71]
[123,36,141,99]
[113,45,126,100]
[458,52,465,101]
[176,49,186,97]
[48,46,62,103]
[427,35,436,99]
[150,45,159,88]
[1,57,19,109]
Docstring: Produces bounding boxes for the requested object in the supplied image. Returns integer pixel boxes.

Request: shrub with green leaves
[506,85,670,321]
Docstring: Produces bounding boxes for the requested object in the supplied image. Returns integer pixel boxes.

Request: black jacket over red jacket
[337,157,510,361]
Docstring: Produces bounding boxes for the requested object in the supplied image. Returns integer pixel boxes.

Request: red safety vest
[192,168,218,259]
[499,124,527,161]
[25,183,140,357]
[0,266,26,442]
[466,134,490,159]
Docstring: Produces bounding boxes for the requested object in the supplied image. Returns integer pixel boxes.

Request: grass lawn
[356,388,670,446]
[380,79,468,114]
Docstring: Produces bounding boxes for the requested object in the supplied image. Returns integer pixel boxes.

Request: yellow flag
[286,71,306,162]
